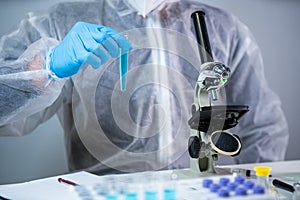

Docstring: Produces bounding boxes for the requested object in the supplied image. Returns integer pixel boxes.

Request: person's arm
[225,16,289,163]
[0,4,132,136]
[0,12,67,136]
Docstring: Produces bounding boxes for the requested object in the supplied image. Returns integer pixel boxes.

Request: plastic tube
[119,37,128,92]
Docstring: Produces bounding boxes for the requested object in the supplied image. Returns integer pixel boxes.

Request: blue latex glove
[48,22,131,78]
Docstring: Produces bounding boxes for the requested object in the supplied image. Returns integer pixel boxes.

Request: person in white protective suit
[0,0,289,175]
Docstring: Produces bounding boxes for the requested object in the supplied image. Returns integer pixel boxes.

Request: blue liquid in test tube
[119,47,128,92]
[125,192,137,200]
[145,191,157,200]
[105,194,118,200]
[164,189,176,200]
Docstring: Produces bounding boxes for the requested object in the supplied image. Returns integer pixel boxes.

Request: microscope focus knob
[188,136,202,159]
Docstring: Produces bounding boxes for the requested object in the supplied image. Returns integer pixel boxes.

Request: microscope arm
[189,11,249,174]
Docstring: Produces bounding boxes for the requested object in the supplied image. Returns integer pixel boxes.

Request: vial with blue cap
[253,185,265,195]
[202,179,213,188]
[244,180,255,189]
[235,187,248,196]
[210,183,221,193]
[227,182,238,191]
[234,175,245,184]
[219,177,230,186]
[218,189,230,198]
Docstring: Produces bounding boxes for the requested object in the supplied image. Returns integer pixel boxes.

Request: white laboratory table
[0,160,299,200]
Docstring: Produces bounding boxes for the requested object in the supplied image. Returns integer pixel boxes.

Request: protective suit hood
[124,0,177,17]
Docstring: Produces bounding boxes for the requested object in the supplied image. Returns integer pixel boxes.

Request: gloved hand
[47,22,131,78]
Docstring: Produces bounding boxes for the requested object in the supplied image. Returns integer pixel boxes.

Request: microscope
[188,11,249,174]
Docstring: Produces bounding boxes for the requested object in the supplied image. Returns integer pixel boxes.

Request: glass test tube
[119,35,128,92]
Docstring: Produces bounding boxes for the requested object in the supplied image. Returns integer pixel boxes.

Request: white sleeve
[226,16,289,163]
[0,12,66,136]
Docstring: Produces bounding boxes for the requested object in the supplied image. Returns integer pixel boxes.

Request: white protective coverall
[0,0,289,174]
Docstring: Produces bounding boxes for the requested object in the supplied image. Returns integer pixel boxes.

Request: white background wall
[0,0,299,184]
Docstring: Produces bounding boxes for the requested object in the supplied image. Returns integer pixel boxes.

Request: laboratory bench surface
[0,160,299,200]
